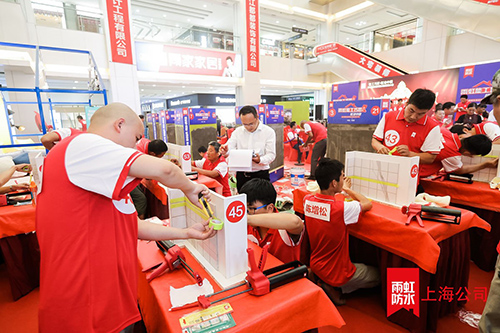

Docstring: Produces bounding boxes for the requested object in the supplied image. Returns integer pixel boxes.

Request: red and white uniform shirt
[284,126,298,146]
[135,137,151,154]
[53,127,82,142]
[473,122,500,142]
[420,128,462,178]
[247,217,304,264]
[303,121,327,142]
[37,133,143,333]
[454,101,469,121]
[304,194,362,287]
[373,110,443,164]
[194,156,231,196]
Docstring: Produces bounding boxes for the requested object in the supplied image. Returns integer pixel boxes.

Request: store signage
[236,105,283,124]
[313,42,404,78]
[332,81,359,101]
[287,34,302,42]
[292,27,308,35]
[246,0,260,72]
[215,96,236,104]
[135,42,240,77]
[141,103,151,112]
[328,99,390,124]
[159,110,167,140]
[171,99,192,107]
[152,101,166,109]
[105,0,133,64]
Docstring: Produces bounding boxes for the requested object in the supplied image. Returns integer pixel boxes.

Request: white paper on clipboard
[228,149,253,172]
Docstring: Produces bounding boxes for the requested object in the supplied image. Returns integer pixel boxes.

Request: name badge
[304,200,330,222]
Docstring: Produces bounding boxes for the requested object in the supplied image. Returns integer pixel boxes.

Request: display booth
[173,107,217,160]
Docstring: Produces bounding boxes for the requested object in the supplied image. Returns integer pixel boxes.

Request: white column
[99,0,141,113]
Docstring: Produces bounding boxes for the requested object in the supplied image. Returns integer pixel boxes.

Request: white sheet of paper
[228,150,253,171]
[169,278,214,308]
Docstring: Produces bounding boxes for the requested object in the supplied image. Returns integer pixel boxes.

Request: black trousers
[236,170,270,192]
[310,139,327,178]
[292,142,303,163]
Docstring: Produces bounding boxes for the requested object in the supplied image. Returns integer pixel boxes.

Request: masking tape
[349,175,399,188]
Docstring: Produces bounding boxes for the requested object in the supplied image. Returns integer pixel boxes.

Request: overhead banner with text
[314,42,404,78]
[105,0,133,64]
[246,0,259,72]
[328,99,390,124]
[135,42,241,77]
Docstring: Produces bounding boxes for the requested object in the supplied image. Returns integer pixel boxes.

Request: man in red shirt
[303,158,378,305]
[40,127,82,150]
[300,120,327,180]
[372,88,443,173]
[450,122,500,144]
[419,128,495,178]
[36,103,216,333]
[192,141,231,197]
[240,178,303,264]
[132,138,168,218]
[454,94,470,122]
[284,121,303,165]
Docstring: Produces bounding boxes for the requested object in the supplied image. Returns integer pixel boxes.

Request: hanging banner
[105,0,133,64]
[246,0,260,72]
[332,81,360,101]
[456,61,500,107]
[314,43,404,78]
[159,111,167,141]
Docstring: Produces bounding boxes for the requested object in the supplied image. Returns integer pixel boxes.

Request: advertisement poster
[261,104,284,124]
[456,61,500,108]
[328,99,390,124]
[332,81,360,101]
[166,109,175,124]
[135,42,241,77]
[151,113,159,139]
[235,105,262,124]
[359,68,459,105]
[189,108,217,125]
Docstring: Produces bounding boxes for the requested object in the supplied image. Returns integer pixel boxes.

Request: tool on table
[402,203,461,227]
[198,192,224,230]
[185,171,198,180]
[170,243,308,311]
[446,173,473,184]
[143,240,203,285]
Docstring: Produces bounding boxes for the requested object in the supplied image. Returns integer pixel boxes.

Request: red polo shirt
[373,110,443,155]
[304,121,327,142]
[420,128,463,178]
[474,122,500,142]
[194,156,231,196]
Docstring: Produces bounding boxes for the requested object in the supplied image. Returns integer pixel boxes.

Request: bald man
[36,103,216,333]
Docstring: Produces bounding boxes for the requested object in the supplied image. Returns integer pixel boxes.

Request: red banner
[473,0,500,5]
[105,0,133,64]
[313,42,403,78]
[387,268,420,317]
[246,0,259,72]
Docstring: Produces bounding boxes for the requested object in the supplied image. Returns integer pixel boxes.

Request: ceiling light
[163,14,166,18]
[72,86,76,89]
[135,9,139,13]
[182,86,186,88]
[74,80,78,83]
[276,21,279,24]
[187,19,191,22]
[141,89,144,91]
[203,4,207,7]
[168,90,171,92]
[331,1,374,21]
[175,24,179,27]
[355,21,367,26]
[153,84,156,87]
[293,24,296,27]
[260,0,291,12]
[346,37,350,40]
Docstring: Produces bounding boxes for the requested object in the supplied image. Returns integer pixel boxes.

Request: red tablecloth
[293,188,490,273]
[0,205,36,239]
[420,178,500,212]
[137,240,345,333]
[141,175,223,206]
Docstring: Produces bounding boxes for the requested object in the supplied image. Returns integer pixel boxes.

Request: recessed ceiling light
[213,28,217,31]
[346,37,350,40]
[192,91,195,93]
[141,89,144,91]
[72,87,76,89]
[135,9,139,13]
[175,24,179,27]
[153,84,156,87]
[293,24,296,27]
[187,19,191,22]
[203,4,207,7]
[276,21,279,24]
[182,86,186,88]
[163,14,166,18]
[74,80,78,83]
[168,90,171,92]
